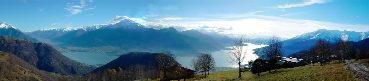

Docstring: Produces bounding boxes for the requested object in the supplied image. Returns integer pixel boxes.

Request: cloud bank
[139,14,369,39]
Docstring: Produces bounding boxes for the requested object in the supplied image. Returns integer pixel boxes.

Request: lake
[61,43,267,67]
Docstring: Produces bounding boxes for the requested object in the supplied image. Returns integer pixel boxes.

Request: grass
[187,63,361,81]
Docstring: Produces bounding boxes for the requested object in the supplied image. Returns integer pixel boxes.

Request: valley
[0,0,368,81]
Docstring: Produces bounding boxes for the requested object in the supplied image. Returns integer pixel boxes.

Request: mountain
[0,52,55,81]
[180,30,233,51]
[356,38,369,49]
[0,22,37,42]
[258,29,369,56]
[354,38,369,58]
[26,28,77,42]
[0,36,93,75]
[92,52,171,72]
[28,17,229,55]
[85,52,192,81]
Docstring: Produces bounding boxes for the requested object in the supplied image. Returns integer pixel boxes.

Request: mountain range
[258,29,369,56]
[0,22,37,42]
[27,17,231,55]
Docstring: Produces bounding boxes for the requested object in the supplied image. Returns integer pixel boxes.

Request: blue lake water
[61,52,119,66]
[61,43,266,67]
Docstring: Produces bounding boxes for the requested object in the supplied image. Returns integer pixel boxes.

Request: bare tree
[311,39,331,66]
[263,36,282,72]
[229,37,248,78]
[336,39,350,62]
[265,36,282,61]
[156,52,178,80]
[192,53,215,77]
[192,58,201,74]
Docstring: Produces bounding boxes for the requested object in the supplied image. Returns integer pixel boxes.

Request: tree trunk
[163,71,167,80]
[205,70,207,77]
[238,62,242,78]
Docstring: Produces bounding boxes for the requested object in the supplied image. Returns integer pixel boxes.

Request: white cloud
[277,0,327,9]
[65,0,93,15]
[65,5,83,15]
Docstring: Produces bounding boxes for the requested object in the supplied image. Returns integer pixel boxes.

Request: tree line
[294,38,369,65]
[249,37,369,76]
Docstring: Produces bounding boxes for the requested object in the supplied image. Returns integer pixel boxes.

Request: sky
[0,0,369,38]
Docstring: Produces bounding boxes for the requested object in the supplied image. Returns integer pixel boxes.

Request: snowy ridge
[289,29,369,42]
[37,24,110,32]
[39,27,78,32]
[360,32,367,40]
[309,33,320,40]
[0,22,15,29]
[34,16,145,32]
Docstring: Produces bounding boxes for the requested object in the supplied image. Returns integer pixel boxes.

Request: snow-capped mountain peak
[109,16,144,26]
[0,22,15,29]
[33,16,147,33]
[62,27,78,31]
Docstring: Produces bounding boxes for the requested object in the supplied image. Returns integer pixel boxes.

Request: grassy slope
[190,63,361,81]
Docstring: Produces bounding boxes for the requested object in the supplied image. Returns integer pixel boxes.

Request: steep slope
[0,22,37,42]
[0,36,93,75]
[0,52,55,81]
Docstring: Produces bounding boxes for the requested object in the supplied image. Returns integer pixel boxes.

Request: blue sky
[0,0,368,38]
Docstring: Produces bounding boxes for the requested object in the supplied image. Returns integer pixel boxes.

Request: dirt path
[347,63,369,81]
